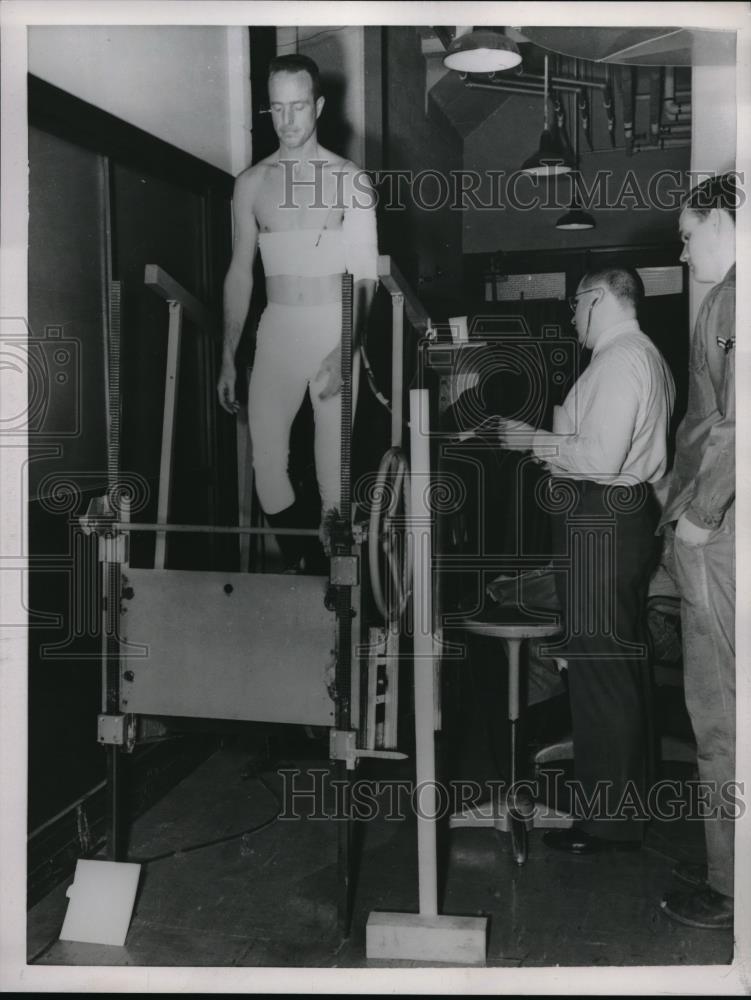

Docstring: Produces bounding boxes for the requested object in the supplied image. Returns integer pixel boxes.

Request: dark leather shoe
[672,860,708,889]
[660,886,733,930]
[543,827,641,856]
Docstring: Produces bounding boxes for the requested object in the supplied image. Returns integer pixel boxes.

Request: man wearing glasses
[499,267,675,853]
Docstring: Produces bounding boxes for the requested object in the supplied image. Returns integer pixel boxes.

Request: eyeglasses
[568,287,602,312]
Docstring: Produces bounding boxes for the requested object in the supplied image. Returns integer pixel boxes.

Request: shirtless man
[217,54,378,570]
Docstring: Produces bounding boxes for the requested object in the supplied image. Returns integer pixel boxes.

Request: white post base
[449,798,573,832]
[365,911,487,964]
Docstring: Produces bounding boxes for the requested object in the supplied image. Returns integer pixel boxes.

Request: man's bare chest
[254,163,347,232]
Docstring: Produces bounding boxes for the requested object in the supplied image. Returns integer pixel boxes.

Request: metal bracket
[97,713,136,752]
[352,522,366,545]
[330,554,359,587]
[329,728,407,770]
[80,495,128,563]
[365,625,401,750]
[79,494,113,536]
[98,532,127,565]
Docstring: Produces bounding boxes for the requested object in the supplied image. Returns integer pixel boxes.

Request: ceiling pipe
[463,62,612,97]
[515,72,607,91]
[466,78,693,122]
[465,74,692,145]
[556,86,595,231]
[552,92,566,132]
[620,66,635,156]
[663,67,690,120]
[649,68,661,141]
[576,140,690,153]
[602,69,616,147]
[465,80,572,99]
[575,60,592,151]
[465,64,691,110]
[640,138,691,150]
[519,54,575,175]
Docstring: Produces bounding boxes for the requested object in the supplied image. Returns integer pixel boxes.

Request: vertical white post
[507,638,521,787]
[226,26,252,175]
[409,388,438,917]
[391,293,404,449]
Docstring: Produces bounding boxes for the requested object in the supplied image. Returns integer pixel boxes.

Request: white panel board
[636,265,684,297]
[60,860,141,947]
[486,272,566,302]
[120,569,335,725]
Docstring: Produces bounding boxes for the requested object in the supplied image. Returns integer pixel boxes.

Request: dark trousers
[548,478,658,841]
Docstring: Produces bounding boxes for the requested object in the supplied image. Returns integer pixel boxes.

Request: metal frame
[86,258,421,929]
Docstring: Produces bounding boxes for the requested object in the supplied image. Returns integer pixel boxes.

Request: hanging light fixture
[555,202,595,230]
[520,54,574,176]
[556,81,595,230]
[443,29,522,73]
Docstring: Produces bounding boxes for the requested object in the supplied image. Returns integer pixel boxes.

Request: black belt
[549,477,645,492]
[547,477,653,515]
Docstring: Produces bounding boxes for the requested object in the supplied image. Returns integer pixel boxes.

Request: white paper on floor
[59,859,141,947]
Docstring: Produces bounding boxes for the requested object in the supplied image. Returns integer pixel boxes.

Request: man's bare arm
[217,170,259,414]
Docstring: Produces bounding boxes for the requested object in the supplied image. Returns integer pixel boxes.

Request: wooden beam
[378,254,431,335]
[144,264,218,336]
[366,912,487,964]
[154,301,183,569]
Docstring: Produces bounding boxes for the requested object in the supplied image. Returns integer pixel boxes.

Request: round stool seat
[459,605,560,641]
[451,604,567,864]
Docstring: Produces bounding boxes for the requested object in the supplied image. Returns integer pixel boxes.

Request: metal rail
[104,522,319,536]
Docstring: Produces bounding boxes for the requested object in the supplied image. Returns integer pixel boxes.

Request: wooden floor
[27,742,738,983]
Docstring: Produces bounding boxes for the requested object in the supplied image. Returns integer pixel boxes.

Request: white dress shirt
[531,319,675,485]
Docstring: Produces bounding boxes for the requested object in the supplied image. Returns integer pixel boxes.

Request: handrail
[144,264,218,336]
[378,254,432,336]
[147,260,427,340]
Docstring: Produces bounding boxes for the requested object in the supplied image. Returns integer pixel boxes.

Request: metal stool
[448,606,573,864]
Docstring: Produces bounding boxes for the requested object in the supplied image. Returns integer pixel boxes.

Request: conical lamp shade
[556,207,596,230]
[556,174,596,230]
[443,30,522,73]
[521,128,574,176]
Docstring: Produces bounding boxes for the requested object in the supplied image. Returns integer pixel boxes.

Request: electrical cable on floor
[28,768,283,964]
[127,772,282,865]
[28,935,62,965]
